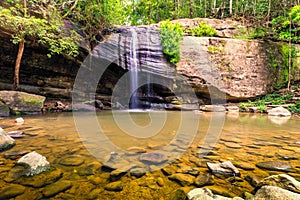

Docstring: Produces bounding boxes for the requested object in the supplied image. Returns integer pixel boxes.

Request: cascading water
[129,28,139,109]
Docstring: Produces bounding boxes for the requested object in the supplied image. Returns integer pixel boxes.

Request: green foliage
[186,22,217,37]
[0,2,80,58]
[271,5,300,43]
[158,20,184,65]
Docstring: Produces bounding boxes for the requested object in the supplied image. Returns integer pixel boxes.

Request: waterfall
[129,28,139,109]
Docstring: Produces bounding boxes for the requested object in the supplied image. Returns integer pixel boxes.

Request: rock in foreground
[254,186,300,200]
[17,151,50,176]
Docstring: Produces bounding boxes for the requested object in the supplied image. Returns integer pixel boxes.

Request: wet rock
[59,155,84,166]
[4,150,30,160]
[4,165,29,182]
[245,174,263,187]
[226,106,239,112]
[268,106,291,117]
[200,105,226,112]
[0,184,25,199]
[224,142,242,149]
[15,117,25,124]
[256,174,300,194]
[234,162,255,171]
[104,181,123,191]
[17,151,50,176]
[207,161,240,176]
[126,146,147,154]
[156,177,164,187]
[256,161,294,172]
[275,153,297,160]
[168,173,195,186]
[194,173,214,187]
[140,152,168,165]
[87,188,102,200]
[254,186,300,200]
[6,131,24,138]
[16,168,63,188]
[187,188,214,200]
[130,167,146,178]
[70,103,96,112]
[42,180,72,197]
[0,132,15,151]
[169,187,189,200]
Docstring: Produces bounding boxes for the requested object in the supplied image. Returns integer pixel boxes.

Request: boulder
[17,151,50,176]
[256,174,300,194]
[168,173,195,186]
[187,188,244,200]
[0,91,45,114]
[256,161,294,172]
[140,152,168,165]
[0,132,15,151]
[207,161,240,176]
[268,106,291,117]
[200,105,226,112]
[254,186,300,200]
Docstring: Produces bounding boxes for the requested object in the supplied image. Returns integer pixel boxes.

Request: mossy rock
[0,91,45,114]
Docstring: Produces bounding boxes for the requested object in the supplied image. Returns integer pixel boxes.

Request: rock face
[0,91,45,114]
[0,19,299,103]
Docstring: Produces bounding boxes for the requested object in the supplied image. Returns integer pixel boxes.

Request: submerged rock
[59,155,84,166]
[207,161,240,176]
[194,173,214,187]
[129,167,146,178]
[0,184,25,199]
[0,132,15,151]
[254,186,300,200]
[104,181,123,191]
[256,174,300,194]
[140,152,168,165]
[17,151,50,176]
[42,180,72,197]
[268,106,291,117]
[168,173,195,186]
[256,161,294,172]
[187,188,214,200]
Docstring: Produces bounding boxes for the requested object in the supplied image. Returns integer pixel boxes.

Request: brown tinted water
[0,111,299,199]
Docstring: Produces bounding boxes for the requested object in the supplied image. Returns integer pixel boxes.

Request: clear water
[0,111,299,199]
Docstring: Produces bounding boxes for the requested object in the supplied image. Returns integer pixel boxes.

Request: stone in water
[17,151,50,176]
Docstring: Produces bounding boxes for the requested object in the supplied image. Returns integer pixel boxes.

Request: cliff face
[0,19,299,104]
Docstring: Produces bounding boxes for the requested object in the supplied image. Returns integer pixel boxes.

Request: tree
[0,0,81,90]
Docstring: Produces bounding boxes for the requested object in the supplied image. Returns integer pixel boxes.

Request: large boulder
[0,132,15,151]
[256,174,300,194]
[0,91,45,114]
[254,186,300,200]
[0,100,9,117]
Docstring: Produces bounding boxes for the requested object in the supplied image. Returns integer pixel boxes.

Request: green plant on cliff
[0,0,81,90]
[158,20,184,65]
[186,22,217,37]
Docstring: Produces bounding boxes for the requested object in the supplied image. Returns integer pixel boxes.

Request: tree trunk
[13,41,25,90]
[229,0,233,15]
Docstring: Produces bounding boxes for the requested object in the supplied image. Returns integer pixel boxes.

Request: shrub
[158,20,184,65]
[187,22,217,37]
